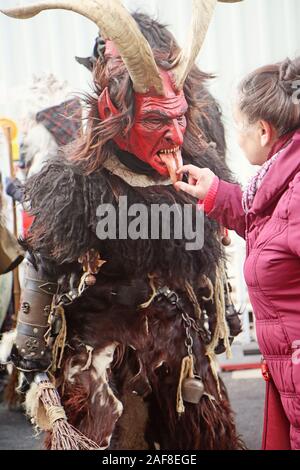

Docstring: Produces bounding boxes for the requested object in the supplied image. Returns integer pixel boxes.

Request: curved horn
[0,0,164,95]
[173,0,243,89]
[172,0,217,90]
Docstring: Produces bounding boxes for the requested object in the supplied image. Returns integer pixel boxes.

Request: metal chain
[181,310,205,336]
[182,314,194,357]
[155,286,209,354]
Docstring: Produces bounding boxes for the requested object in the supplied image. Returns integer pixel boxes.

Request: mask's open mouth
[156,146,183,184]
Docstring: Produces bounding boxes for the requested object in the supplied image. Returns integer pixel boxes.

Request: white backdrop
[0,0,299,338]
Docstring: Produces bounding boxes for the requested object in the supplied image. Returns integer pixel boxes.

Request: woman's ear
[259,120,275,147]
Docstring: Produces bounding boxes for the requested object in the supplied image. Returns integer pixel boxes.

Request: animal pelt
[40,285,244,450]
[0,330,23,408]
[0,330,16,364]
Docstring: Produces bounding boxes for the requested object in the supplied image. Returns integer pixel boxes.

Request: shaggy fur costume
[19,14,244,450]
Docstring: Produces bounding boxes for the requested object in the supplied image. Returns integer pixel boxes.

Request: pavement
[222,368,264,449]
[0,367,265,450]
[0,403,43,450]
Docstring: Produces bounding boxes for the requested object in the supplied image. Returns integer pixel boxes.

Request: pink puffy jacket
[207,129,300,450]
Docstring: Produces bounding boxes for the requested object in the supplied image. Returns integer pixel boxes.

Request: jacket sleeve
[206,179,246,239]
[287,174,300,257]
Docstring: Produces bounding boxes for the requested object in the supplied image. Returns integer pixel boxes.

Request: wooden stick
[2,125,21,319]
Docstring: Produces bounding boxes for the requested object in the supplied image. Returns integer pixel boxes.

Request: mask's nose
[165,119,184,146]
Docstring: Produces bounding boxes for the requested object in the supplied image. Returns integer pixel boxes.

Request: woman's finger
[188,175,198,186]
[176,164,202,179]
[174,181,200,198]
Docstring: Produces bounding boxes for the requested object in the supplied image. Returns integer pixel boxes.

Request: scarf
[242,130,297,214]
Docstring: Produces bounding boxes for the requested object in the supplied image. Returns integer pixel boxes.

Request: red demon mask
[98,64,188,183]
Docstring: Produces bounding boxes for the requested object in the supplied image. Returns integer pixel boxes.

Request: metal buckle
[57,290,78,306]
[156,286,179,305]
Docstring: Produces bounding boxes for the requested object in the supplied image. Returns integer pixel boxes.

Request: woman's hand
[174,165,216,199]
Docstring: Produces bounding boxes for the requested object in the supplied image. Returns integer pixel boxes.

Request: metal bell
[182,376,205,404]
[221,235,231,246]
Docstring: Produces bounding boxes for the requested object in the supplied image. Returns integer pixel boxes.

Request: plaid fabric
[36,98,82,146]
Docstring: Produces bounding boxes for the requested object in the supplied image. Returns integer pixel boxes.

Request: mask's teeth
[159,146,180,155]
[159,148,183,184]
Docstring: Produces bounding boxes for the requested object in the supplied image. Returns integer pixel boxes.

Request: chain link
[155,285,210,354]
[184,323,194,357]
[181,310,206,336]
[182,313,194,357]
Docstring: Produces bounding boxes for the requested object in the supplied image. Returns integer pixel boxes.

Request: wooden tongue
[160,150,183,184]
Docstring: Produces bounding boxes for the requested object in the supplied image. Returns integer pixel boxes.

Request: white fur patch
[65,362,81,384]
[91,343,117,381]
[0,330,16,364]
[91,343,124,449]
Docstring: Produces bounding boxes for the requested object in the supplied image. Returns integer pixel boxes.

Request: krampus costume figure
[1,0,245,450]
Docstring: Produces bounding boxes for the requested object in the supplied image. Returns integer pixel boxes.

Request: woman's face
[233,107,276,166]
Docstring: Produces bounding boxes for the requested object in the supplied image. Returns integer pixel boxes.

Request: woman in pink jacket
[176,57,300,450]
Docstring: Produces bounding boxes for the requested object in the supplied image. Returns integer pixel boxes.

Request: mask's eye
[146,118,162,125]
[143,117,165,129]
[177,115,187,126]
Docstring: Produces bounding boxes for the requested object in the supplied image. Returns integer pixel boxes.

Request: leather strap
[24,278,57,295]
[17,321,49,339]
